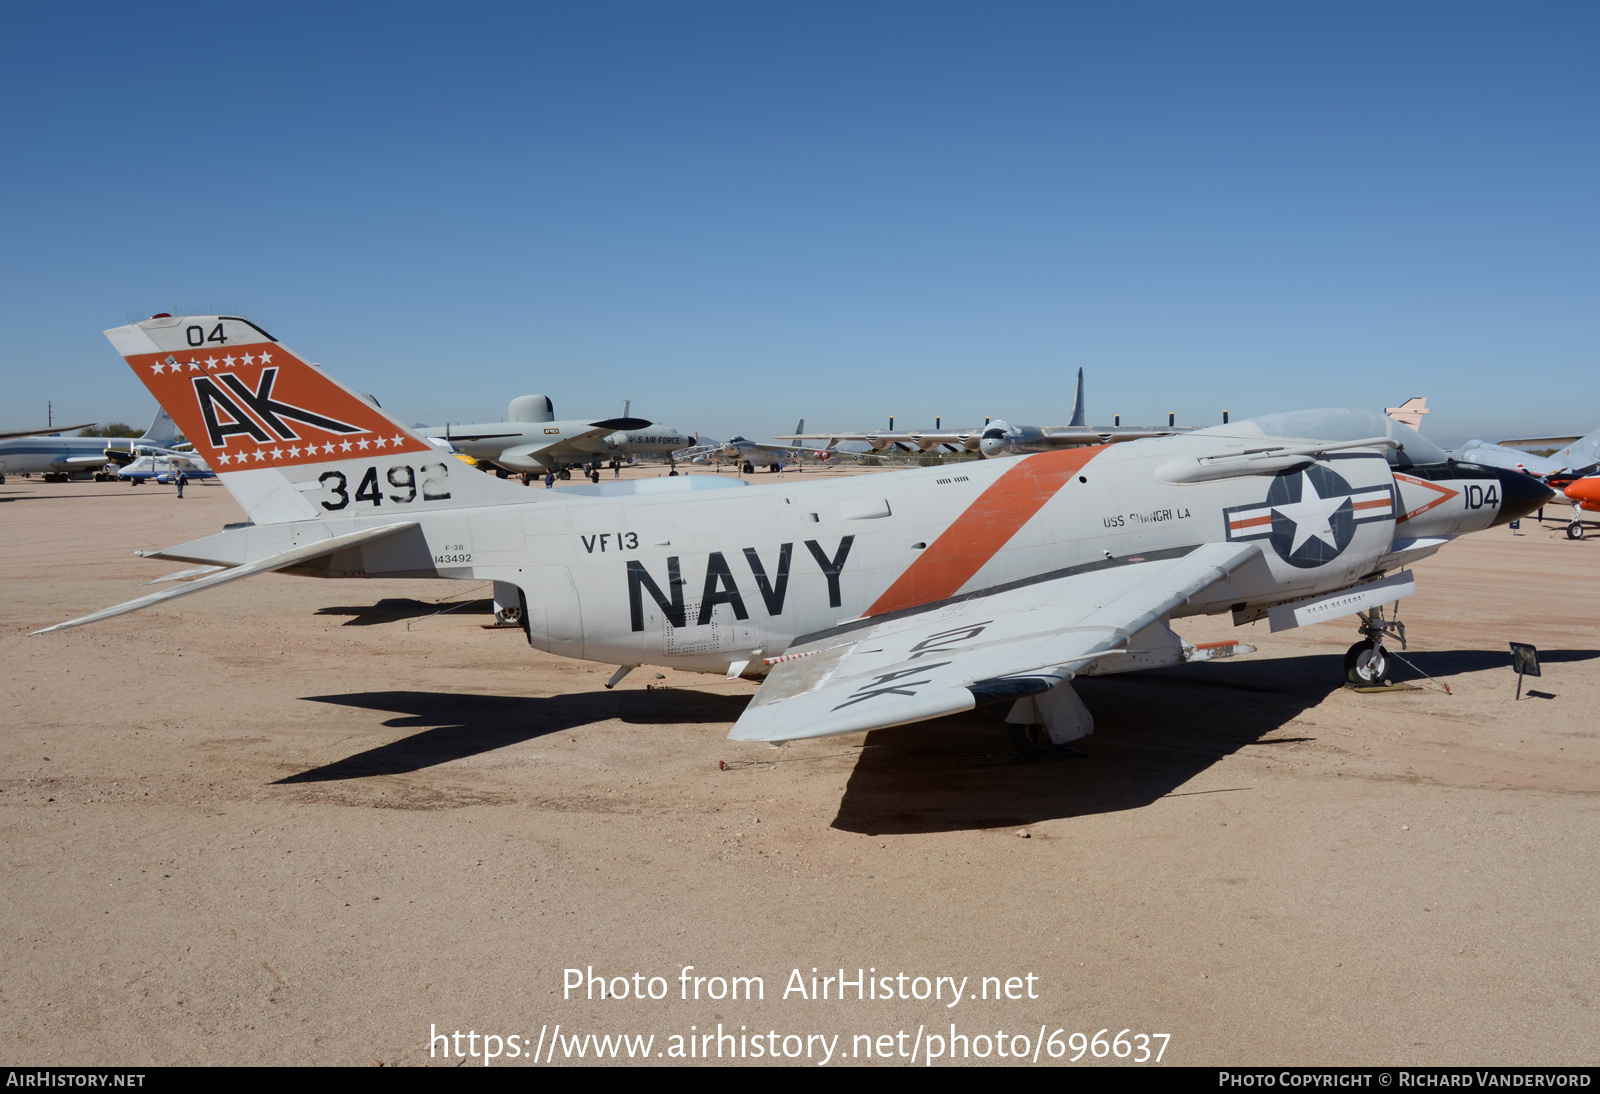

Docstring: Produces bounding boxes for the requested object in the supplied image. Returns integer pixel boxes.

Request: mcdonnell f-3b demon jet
[37,315,1553,758]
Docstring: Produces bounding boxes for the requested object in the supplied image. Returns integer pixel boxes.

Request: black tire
[495,468,508,479]
[742,462,754,474]
[668,469,678,476]
[558,469,570,480]
[1344,641,1390,686]
[1007,723,1087,762]
[1568,522,1585,540]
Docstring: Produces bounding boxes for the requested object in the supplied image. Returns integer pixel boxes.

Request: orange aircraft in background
[1563,476,1600,539]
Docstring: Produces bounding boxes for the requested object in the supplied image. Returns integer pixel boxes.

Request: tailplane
[106,314,531,524]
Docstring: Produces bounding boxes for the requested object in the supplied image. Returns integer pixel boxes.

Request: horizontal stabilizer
[136,564,225,587]
[33,522,417,633]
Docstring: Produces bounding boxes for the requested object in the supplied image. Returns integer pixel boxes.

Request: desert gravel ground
[1,470,1596,1067]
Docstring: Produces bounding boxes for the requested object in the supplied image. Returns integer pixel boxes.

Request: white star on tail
[150,362,165,374]
[1272,471,1348,555]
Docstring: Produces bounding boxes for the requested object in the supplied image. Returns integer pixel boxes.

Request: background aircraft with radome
[420,395,691,479]
[37,316,1556,761]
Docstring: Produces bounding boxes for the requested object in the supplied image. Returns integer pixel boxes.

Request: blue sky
[1,2,1595,443]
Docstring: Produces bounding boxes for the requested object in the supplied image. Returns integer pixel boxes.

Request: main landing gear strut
[1345,604,1405,687]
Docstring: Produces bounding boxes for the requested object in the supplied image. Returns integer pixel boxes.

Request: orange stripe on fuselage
[865,445,1109,617]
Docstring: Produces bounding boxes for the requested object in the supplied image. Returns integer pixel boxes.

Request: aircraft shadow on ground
[278,689,750,783]
[313,598,495,626]
[829,646,1600,836]
[281,647,1599,803]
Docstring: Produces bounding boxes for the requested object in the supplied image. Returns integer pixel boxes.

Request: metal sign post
[1509,642,1541,700]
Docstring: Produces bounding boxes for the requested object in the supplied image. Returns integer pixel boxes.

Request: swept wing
[0,423,96,441]
[730,541,1257,742]
[33,522,418,633]
[493,419,649,472]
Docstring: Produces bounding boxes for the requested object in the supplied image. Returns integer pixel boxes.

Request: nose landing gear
[1345,605,1405,686]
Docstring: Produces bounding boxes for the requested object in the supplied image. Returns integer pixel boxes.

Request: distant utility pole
[47,401,53,429]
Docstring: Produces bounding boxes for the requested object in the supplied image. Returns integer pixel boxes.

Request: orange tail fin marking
[125,343,430,470]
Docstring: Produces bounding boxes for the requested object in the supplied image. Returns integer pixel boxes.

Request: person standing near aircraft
[174,469,186,499]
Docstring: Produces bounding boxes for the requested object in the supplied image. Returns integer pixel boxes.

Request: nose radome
[1492,467,1557,525]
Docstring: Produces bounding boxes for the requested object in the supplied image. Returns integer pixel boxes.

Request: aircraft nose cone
[1565,476,1600,505]
[1492,467,1557,525]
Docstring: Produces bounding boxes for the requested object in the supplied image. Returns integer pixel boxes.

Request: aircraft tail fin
[792,419,804,447]
[1551,425,1600,474]
[1385,397,1429,431]
[104,315,531,524]
[139,408,179,446]
[1068,368,1085,427]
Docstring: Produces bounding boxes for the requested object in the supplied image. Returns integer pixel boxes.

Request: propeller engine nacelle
[979,421,1015,458]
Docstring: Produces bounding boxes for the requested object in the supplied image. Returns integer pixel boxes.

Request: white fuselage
[0,435,120,475]
[155,428,1513,675]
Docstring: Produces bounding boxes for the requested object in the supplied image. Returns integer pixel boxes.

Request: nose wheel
[1568,522,1585,540]
[1346,605,1404,687]
[1344,641,1390,686]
